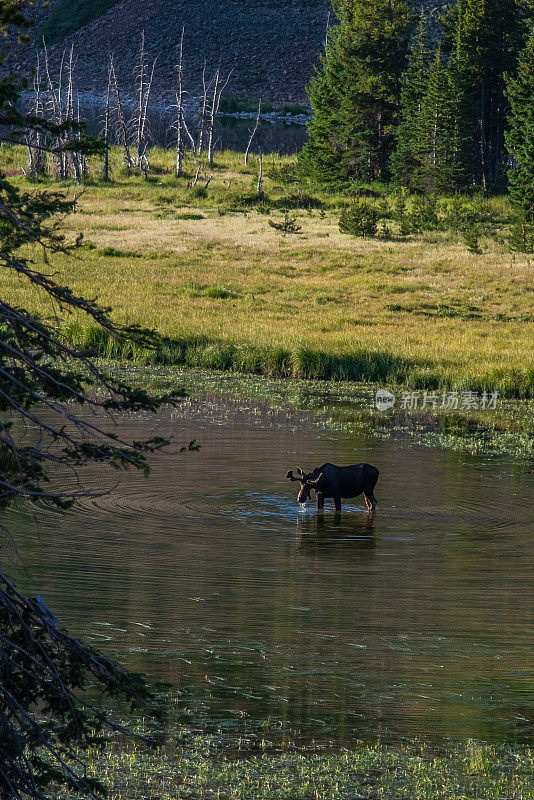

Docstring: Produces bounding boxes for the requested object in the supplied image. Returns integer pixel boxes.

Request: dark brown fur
[286,463,379,513]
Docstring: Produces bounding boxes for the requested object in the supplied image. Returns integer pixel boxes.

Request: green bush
[409,194,440,232]
[509,216,534,252]
[393,192,411,236]
[268,213,302,234]
[189,185,208,199]
[339,200,379,237]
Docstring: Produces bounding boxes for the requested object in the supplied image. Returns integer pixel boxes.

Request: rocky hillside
[16,0,444,104]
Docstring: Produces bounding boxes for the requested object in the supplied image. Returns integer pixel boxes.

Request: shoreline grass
[106,366,534,459]
[67,321,534,399]
[73,729,534,799]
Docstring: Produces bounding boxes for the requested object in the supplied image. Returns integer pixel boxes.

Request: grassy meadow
[2,144,533,402]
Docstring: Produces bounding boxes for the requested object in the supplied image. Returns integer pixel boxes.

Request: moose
[286,463,379,513]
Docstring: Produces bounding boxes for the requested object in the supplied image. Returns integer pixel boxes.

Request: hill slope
[20,0,443,103]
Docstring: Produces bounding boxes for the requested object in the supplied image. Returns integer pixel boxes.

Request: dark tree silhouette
[0,3,189,797]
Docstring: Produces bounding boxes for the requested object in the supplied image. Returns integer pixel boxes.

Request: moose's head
[286,467,324,504]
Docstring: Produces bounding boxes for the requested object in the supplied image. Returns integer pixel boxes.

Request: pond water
[9,397,534,746]
[78,101,308,154]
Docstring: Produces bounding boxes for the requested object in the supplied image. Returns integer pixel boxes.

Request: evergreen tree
[391,12,431,189]
[442,0,528,188]
[394,34,467,192]
[299,0,414,185]
[418,45,468,191]
[506,28,534,219]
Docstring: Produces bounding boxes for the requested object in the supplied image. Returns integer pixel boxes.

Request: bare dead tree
[206,68,219,165]
[196,61,208,154]
[244,99,262,166]
[65,44,82,184]
[257,149,264,196]
[135,30,146,163]
[42,40,65,179]
[102,58,112,182]
[207,67,233,166]
[182,114,196,152]
[189,163,201,188]
[109,56,132,172]
[174,26,185,177]
[133,31,157,168]
[36,41,87,183]
[25,51,46,179]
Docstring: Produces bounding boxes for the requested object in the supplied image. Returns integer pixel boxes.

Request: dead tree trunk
[244,99,261,166]
[207,69,219,167]
[207,67,232,166]
[42,40,65,179]
[133,31,157,169]
[256,150,263,197]
[110,57,132,172]
[66,44,82,184]
[197,62,208,154]
[175,26,185,177]
[102,58,112,182]
[26,50,45,178]
[135,31,146,165]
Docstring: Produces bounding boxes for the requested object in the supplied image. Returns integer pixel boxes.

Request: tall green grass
[65,321,534,397]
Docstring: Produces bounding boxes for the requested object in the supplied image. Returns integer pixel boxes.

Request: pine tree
[391,12,431,189]
[506,29,534,220]
[442,0,528,189]
[418,45,468,191]
[299,0,414,185]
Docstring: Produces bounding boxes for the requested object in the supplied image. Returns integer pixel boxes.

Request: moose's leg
[364,490,377,512]
[333,494,342,512]
[316,492,325,512]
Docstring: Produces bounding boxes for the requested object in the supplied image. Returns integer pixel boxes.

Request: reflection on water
[7,398,534,745]
[77,102,308,155]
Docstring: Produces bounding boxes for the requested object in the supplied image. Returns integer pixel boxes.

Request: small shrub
[154,194,174,206]
[268,213,302,234]
[410,194,440,232]
[99,246,137,258]
[379,219,393,239]
[339,200,379,238]
[393,192,411,237]
[509,217,534,253]
[266,161,299,185]
[462,230,483,254]
[222,190,268,212]
[176,212,205,220]
[189,185,208,199]
[188,284,239,300]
